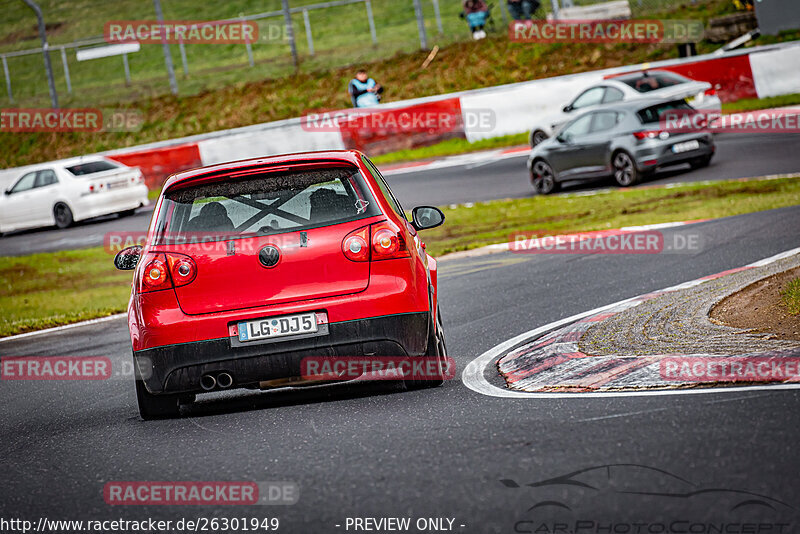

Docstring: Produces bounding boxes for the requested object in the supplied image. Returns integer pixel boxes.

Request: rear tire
[531,160,559,195]
[405,308,446,390]
[53,203,73,229]
[135,377,181,420]
[612,151,641,187]
[119,208,137,218]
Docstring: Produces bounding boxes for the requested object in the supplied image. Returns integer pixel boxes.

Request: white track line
[461,246,800,398]
[0,313,125,344]
[382,148,528,176]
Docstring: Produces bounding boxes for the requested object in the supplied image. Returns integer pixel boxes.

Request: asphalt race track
[2,132,799,257]
[2,205,800,531]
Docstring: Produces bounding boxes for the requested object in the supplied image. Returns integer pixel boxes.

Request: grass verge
[420,175,800,256]
[722,92,800,113]
[1,176,799,338]
[782,278,800,316]
[0,248,132,338]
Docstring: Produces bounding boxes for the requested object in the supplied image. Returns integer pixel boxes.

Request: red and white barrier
[750,45,800,98]
[107,143,202,190]
[196,118,345,167]
[2,41,799,191]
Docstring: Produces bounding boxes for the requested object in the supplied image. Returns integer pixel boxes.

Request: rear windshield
[65,160,119,176]
[620,71,688,93]
[153,166,380,243]
[637,100,694,124]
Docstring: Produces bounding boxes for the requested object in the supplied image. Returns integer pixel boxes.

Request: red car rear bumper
[133,312,430,394]
[128,259,434,394]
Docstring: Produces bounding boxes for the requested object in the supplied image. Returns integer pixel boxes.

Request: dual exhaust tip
[200,372,233,391]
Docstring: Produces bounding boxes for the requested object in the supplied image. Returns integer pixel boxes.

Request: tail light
[166,253,197,287]
[343,227,370,262]
[137,252,197,292]
[140,254,169,291]
[371,222,408,260]
[633,130,668,140]
[704,88,717,96]
[342,222,410,262]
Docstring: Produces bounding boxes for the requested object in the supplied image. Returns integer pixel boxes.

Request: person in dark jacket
[507,0,540,20]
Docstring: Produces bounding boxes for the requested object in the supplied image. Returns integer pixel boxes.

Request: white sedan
[528,70,723,147]
[0,156,149,234]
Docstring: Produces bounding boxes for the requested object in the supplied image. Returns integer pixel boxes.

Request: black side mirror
[114,245,142,270]
[411,206,445,231]
[556,133,570,144]
[3,189,10,195]
[563,105,573,113]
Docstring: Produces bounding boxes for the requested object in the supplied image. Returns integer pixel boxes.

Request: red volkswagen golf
[114,151,447,419]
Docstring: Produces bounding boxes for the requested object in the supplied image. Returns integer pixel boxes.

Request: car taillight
[137,252,197,292]
[166,253,197,287]
[633,130,668,140]
[343,226,370,262]
[705,88,717,96]
[370,221,409,261]
[140,254,169,291]
[342,222,410,262]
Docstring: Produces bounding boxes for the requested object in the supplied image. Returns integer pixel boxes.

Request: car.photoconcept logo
[502,464,796,532]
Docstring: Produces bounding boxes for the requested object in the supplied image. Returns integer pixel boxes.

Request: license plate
[106,180,127,190]
[672,140,700,153]
[237,312,318,343]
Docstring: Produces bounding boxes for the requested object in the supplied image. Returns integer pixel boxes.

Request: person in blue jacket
[348,70,384,108]
[462,0,489,39]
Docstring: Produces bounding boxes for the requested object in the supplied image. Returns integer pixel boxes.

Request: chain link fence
[0,0,714,107]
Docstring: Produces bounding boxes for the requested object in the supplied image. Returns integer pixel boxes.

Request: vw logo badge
[258,245,280,268]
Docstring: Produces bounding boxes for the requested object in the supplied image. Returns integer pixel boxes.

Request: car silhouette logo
[258,245,280,268]
[501,464,793,516]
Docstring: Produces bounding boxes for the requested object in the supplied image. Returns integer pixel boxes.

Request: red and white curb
[498,278,799,393]
[461,246,800,398]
